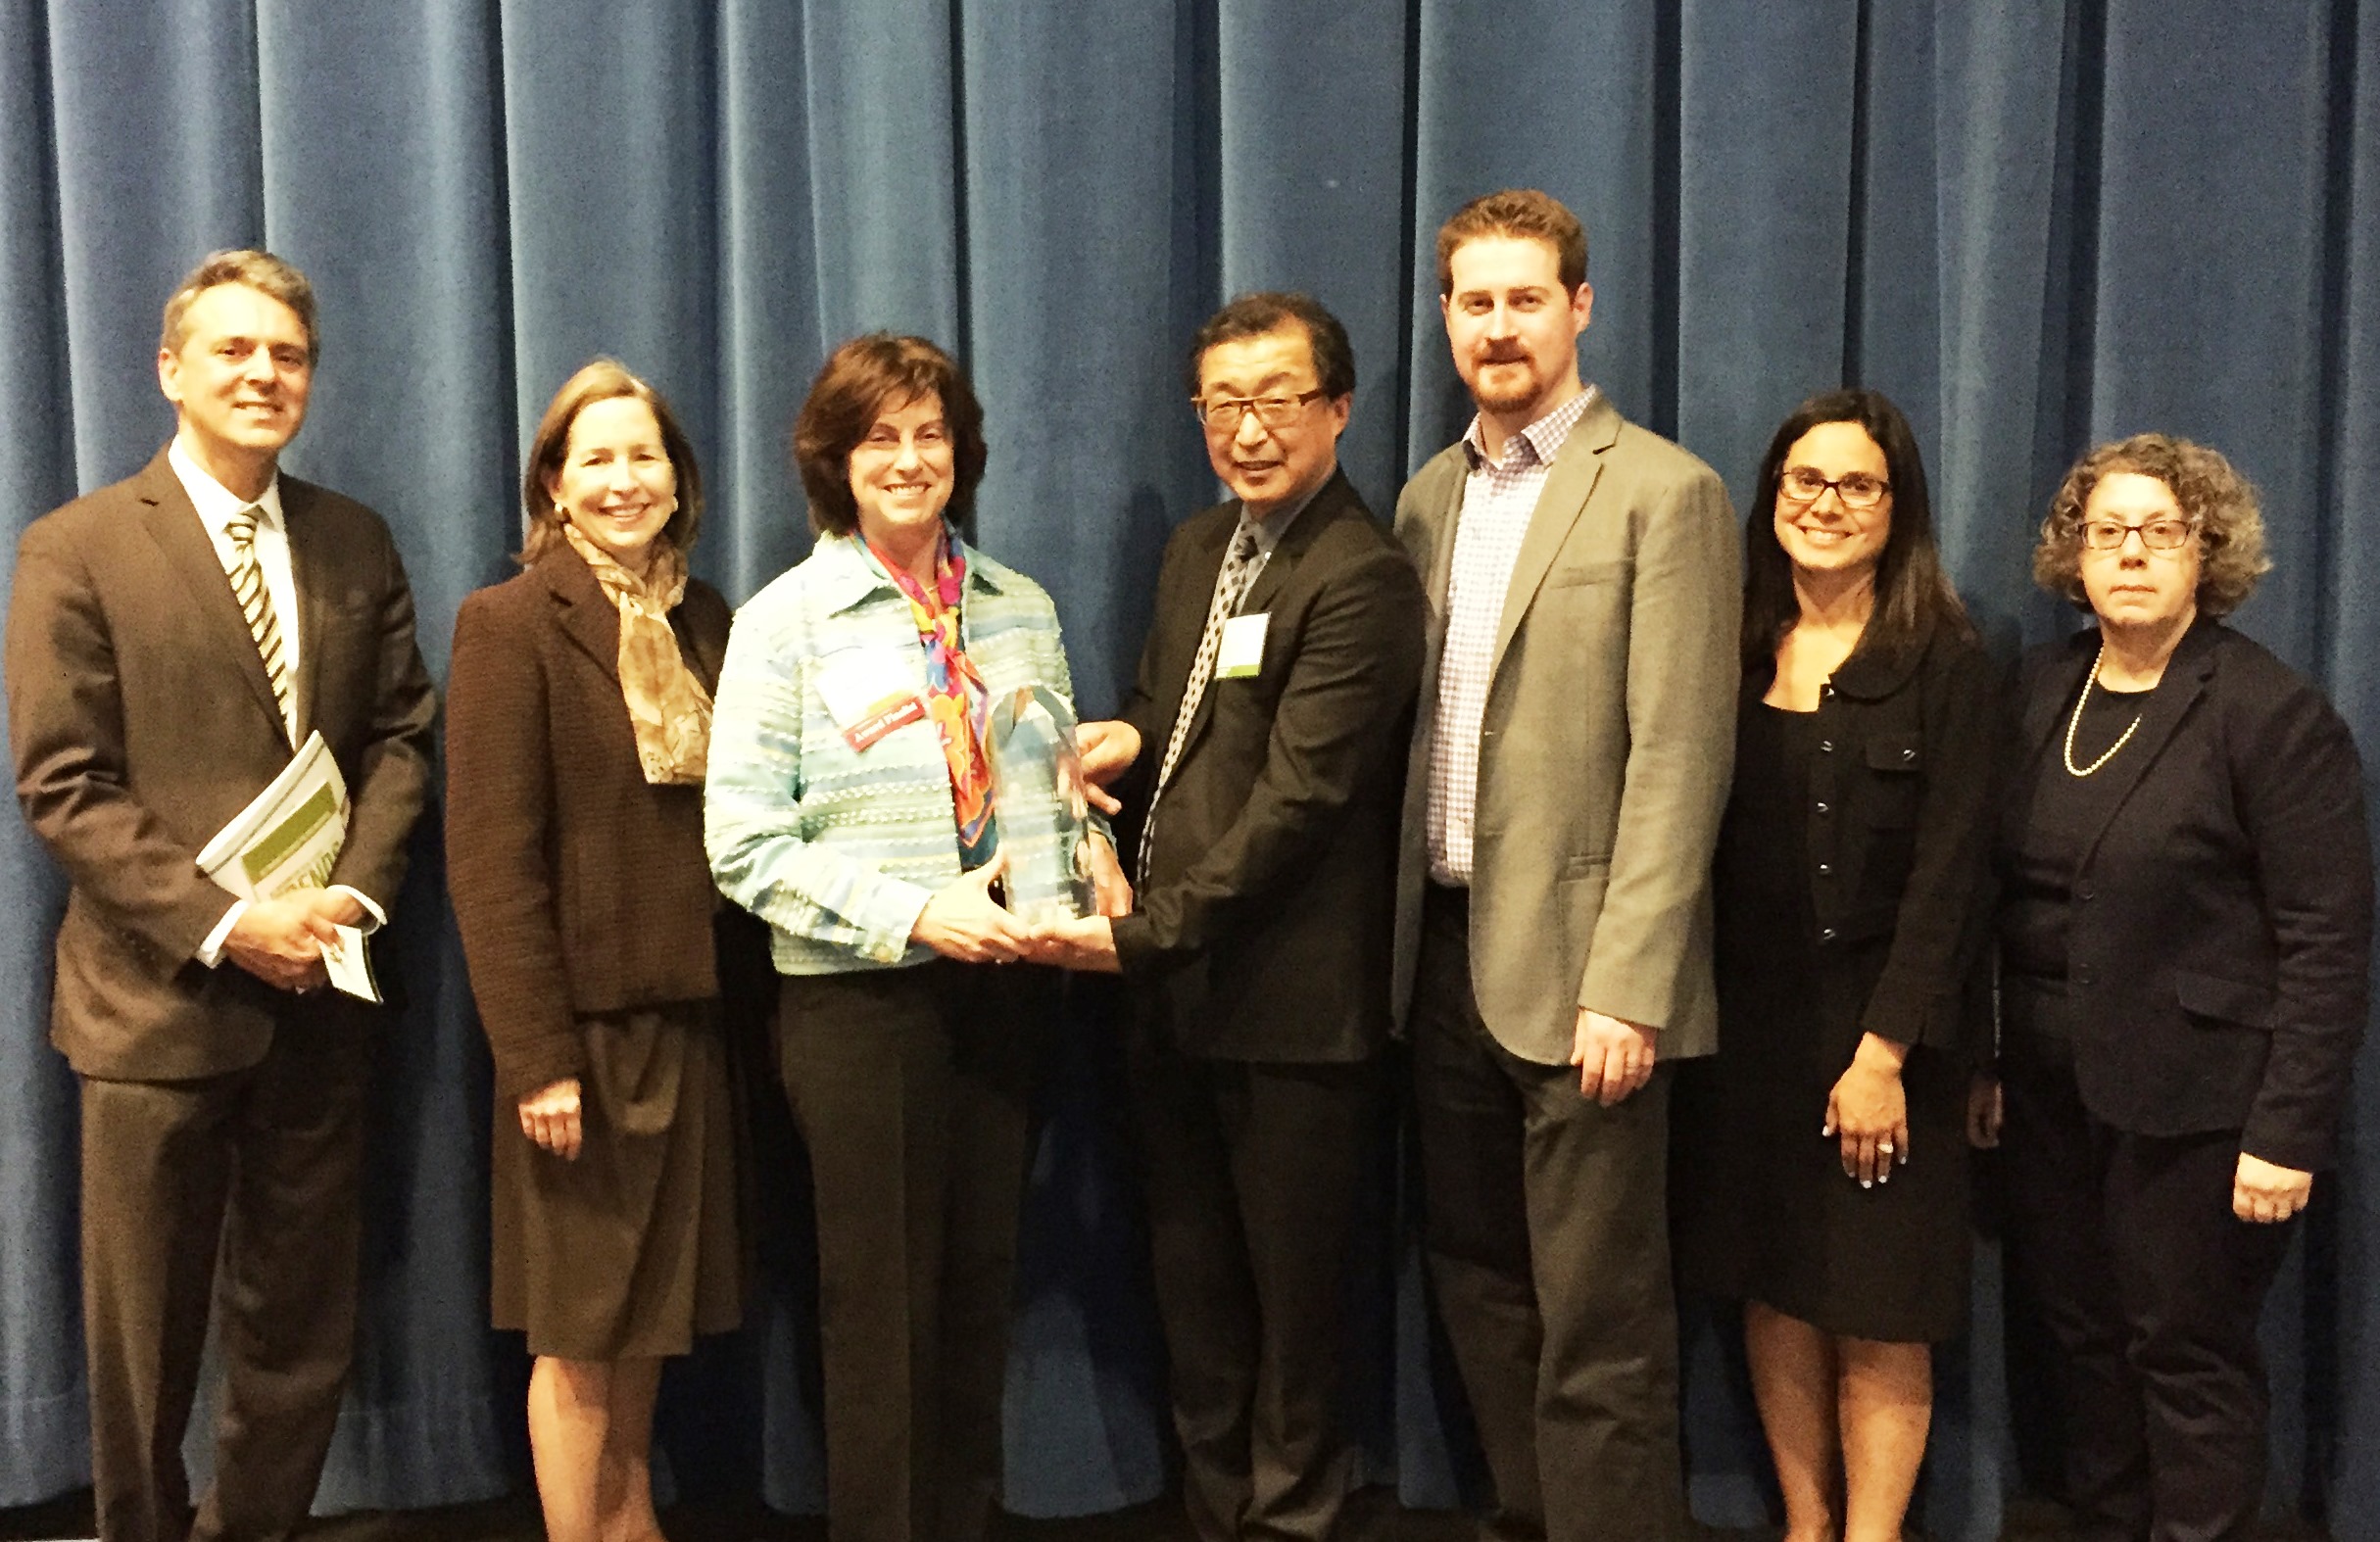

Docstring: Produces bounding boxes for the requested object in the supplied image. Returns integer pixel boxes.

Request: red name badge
[844,693,927,751]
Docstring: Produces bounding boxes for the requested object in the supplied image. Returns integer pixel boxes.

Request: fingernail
[1861,1179,1873,1189]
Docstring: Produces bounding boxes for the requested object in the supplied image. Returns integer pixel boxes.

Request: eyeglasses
[2080,517,2198,552]
[1777,466,1891,510]
[1195,389,1327,431]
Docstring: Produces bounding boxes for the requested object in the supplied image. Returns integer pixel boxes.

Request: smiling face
[157,282,314,490]
[1194,324,1349,521]
[2080,469,2201,637]
[1441,234,1593,422]
[546,395,678,576]
[848,391,956,554]
[1773,420,1892,583]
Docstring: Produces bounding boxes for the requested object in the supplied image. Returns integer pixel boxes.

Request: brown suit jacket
[5,446,438,1081]
[444,545,734,1101]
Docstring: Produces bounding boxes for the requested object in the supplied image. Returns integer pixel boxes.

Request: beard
[1464,352,1548,414]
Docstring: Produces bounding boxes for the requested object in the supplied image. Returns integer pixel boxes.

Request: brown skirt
[491,1003,741,1359]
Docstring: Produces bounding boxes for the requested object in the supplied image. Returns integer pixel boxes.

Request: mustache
[1472,345,1531,364]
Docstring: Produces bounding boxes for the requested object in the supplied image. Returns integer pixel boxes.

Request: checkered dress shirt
[1425,387,1598,885]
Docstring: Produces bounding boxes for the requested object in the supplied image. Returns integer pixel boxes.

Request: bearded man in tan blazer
[1392,191,1739,1542]
[6,252,436,1542]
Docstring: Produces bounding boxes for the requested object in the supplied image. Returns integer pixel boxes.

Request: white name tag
[1216,612,1269,679]
[815,650,925,749]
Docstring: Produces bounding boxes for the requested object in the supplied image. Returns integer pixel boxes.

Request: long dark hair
[1741,387,1971,671]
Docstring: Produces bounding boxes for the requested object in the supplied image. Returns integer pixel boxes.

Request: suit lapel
[283,479,327,743]
[541,548,622,682]
[1490,393,1618,677]
[1237,467,1349,621]
[2021,637,2092,763]
[683,594,725,695]
[134,455,284,733]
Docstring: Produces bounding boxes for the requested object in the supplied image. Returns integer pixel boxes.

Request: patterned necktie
[1139,521,1261,885]
[222,506,295,745]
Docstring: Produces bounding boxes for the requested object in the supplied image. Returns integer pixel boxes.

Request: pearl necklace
[2063,641,2143,777]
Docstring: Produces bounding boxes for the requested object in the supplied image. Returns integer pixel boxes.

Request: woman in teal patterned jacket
[705,333,1124,1542]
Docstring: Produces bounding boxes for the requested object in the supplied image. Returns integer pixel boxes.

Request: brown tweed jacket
[444,544,732,1100]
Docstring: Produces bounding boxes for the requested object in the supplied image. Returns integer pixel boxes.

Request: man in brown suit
[5,251,436,1542]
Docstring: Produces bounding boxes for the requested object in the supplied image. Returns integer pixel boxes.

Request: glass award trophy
[987,684,1095,923]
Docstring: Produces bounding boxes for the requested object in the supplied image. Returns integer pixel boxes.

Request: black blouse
[2002,678,2155,982]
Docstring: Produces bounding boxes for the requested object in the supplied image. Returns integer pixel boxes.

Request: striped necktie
[1138,521,1261,886]
[222,506,295,745]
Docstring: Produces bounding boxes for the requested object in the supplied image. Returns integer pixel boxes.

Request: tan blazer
[5,447,438,1081]
[1390,392,1740,1065]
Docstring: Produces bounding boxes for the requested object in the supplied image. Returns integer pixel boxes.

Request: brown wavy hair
[792,334,987,537]
[519,359,703,563]
[2033,433,2270,616]
[1435,189,1588,296]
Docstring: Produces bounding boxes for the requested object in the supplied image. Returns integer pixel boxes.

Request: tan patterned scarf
[561,524,712,785]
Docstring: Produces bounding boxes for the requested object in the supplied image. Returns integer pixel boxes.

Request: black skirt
[1673,699,1970,1343]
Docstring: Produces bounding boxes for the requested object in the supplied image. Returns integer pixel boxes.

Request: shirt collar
[169,436,285,536]
[1238,469,1333,557]
[1461,384,1598,472]
[818,528,1007,614]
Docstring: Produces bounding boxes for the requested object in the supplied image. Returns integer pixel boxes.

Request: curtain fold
[0,2,2373,1536]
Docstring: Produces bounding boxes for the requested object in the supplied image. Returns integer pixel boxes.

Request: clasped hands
[909,846,1133,971]
[911,718,1143,971]
[222,887,365,992]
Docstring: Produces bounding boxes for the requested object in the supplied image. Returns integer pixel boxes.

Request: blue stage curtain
[1,3,2374,1537]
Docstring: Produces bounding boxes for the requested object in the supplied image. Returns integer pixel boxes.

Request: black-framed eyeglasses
[1777,466,1891,510]
[1194,389,1328,431]
[2080,516,2198,552]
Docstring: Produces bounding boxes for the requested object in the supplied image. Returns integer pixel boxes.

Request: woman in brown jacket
[447,361,745,1542]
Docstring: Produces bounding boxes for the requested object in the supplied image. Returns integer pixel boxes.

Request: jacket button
[1901,747,1916,761]
[1817,862,1832,876]
[1815,801,1831,815]
[2075,965,2095,987]
[2077,881,2095,901]
[1820,927,1838,942]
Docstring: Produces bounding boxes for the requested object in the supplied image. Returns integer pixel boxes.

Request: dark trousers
[1409,886,1687,1542]
[775,963,1049,1542]
[2001,992,2297,1542]
[79,1009,374,1542]
[1126,1030,1379,1542]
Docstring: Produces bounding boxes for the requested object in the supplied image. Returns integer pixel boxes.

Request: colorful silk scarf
[863,531,996,865]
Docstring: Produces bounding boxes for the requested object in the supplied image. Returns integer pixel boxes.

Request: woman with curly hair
[1977,433,2372,1540]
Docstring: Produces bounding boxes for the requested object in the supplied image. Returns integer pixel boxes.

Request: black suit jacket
[1718,620,2000,1080]
[1998,619,2372,1170]
[1109,468,1426,1062]
[6,446,438,1081]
